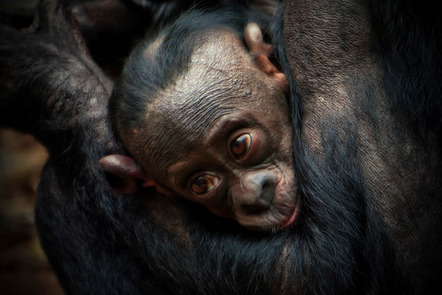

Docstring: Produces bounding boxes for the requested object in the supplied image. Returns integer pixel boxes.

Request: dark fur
[111,4,406,294]
[369,0,442,136]
[1,0,440,294]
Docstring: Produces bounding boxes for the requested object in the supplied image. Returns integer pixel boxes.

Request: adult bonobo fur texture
[0,1,440,295]
[279,1,442,293]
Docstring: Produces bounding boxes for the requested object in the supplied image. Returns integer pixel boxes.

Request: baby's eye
[190,174,220,195]
[230,134,251,159]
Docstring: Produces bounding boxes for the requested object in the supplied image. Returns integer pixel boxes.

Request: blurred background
[0,128,64,295]
[0,0,64,292]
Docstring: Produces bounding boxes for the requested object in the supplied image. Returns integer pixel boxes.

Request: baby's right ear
[99,154,149,195]
[244,23,288,90]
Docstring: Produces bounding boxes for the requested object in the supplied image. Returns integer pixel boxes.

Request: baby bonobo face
[139,26,300,231]
[159,106,300,232]
[100,24,300,232]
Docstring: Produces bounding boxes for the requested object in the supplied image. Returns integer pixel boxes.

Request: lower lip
[280,198,301,228]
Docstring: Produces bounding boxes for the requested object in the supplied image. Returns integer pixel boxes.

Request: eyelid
[190,174,220,195]
[187,172,223,197]
[227,129,262,164]
[230,133,252,159]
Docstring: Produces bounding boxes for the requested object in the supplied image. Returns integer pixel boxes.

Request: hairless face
[101,22,300,232]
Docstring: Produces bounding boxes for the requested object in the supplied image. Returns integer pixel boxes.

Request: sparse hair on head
[109,7,272,137]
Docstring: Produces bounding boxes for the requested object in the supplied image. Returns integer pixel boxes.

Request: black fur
[369,0,442,136]
[1,0,440,294]
[110,5,407,294]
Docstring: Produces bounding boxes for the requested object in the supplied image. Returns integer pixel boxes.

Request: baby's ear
[99,154,149,195]
[244,23,288,90]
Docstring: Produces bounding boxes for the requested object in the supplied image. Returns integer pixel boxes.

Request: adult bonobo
[280,1,442,293]
[0,1,440,295]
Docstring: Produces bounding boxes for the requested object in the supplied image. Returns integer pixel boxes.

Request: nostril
[260,178,275,205]
[231,170,278,214]
[236,173,276,214]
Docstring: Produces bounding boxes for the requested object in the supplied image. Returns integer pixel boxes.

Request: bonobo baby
[100,10,299,231]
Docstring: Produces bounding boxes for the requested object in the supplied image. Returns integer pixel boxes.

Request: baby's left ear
[244,23,288,90]
[99,154,175,197]
[98,154,149,195]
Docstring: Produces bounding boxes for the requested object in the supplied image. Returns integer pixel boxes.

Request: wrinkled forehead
[134,30,281,178]
[141,74,239,177]
[138,36,240,157]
